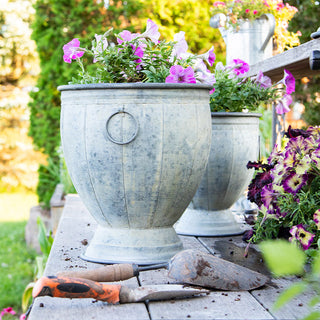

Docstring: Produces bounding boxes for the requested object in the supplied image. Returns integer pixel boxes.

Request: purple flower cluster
[247,126,320,250]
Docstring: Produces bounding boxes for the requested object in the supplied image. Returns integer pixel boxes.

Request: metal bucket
[210,14,275,65]
[58,83,212,264]
[175,112,261,236]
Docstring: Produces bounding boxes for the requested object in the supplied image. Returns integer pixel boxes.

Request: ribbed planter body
[175,112,261,236]
[220,14,275,65]
[58,83,212,264]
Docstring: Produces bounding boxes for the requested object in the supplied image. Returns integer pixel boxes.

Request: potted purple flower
[247,126,320,254]
[175,59,296,236]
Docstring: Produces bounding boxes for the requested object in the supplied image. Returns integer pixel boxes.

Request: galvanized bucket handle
[106,110,139,145]
[260,13,275,52]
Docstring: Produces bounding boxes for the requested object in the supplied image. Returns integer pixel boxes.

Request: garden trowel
[57,249,269,291]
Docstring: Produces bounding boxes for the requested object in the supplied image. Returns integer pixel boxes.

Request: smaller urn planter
[58,83,212,264]
[210,14,275,65]
[175,112,261,236]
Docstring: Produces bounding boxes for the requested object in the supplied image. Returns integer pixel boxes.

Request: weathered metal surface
[175,112,261,236]
[58,83,212,264]
[210,14,275,65]
[167,249,268,291]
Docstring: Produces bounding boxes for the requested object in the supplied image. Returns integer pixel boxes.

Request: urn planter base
[174,208,244,237]
[81,225,183,265]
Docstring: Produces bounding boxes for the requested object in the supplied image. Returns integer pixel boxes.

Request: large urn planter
[210,14,275,65]
[58,83,212,264]
[175,112,261,236]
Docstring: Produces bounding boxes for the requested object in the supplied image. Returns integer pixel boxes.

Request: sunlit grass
[0,191,39,314]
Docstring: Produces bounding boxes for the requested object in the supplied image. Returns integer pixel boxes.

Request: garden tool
[57,249,269,291]
[32,276,209,304]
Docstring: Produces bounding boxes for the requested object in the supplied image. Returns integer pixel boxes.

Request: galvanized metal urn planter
[210,14,275,65]
[58,83,212,264]
[175,112,261,236]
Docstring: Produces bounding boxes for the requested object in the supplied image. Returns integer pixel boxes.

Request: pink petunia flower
[253,70,272,88]
[279,69,296,94]
[93,34,108,63]
[231,59,250,76]
[63,38,84,63]
[253,10,258,15]
[275,94,292,114]
[165,65,196,84]
[172,31,189,59]
[141,19,160,43]
[1,307,16,317]
[117,30,136,44]
[245,9,250,13]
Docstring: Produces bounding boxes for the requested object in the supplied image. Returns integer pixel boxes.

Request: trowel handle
[57,264,139,282]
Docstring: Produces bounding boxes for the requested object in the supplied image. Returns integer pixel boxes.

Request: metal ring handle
[106,110,139,145]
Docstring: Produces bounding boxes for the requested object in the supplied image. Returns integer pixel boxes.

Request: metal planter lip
[211,112,262,117]
[58,82,213,92]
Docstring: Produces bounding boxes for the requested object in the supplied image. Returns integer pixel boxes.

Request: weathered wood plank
[251,278,320,320]
[28,296,149,320]
[148,291,274,320]
[247,38,320,81]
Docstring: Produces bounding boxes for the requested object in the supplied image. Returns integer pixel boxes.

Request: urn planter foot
[81,226,183,265]
[174,208,244,237]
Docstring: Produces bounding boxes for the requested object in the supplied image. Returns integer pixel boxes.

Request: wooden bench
[27,195,316,319]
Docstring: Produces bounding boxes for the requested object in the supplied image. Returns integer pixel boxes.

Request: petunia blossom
[141,19,160,43]
[253,70,272,88]
[231,59,250,76]
[280,69,296,94]
[93,34,108,63]
[165,65,196,84]
[289,224,315,250]
[275,94,292,114]
[63,38,84,63]
[282,171,308,194]
[1,307,16,317]
[172,31,189,59]
[198,46,216,67]
[313,209,320,229]
[193,59,216,86]
[117,30,137,44]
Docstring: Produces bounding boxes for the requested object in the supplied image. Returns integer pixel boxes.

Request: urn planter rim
[58,83,213,91]
[211,112,262,118]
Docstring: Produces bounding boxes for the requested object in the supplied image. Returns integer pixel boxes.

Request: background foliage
[0,0,45,192]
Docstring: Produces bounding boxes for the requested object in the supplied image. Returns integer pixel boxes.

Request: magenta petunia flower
[275,94,292,114]
[280,69,296,94]
[260,184,275,208]
[165,65,196,84]
[131,44,144,69]
[232,59,250,75]
[63,38,84,63]
[1,307,16,317]
[282,171,308,194]
[313,209,320,229]
[289,224,315,250]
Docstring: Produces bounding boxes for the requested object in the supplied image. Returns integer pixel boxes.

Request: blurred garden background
[1,0,320,317]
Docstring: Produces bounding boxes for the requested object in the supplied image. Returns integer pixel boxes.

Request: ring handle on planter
[106,110,139,145]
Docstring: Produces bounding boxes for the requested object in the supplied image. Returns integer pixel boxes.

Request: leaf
[37,217,53,257]
[273,282,308,310]
[22,282,35,312]
[259,240,306,276]
[312,251,320,275]
[309,296,320,307]
[302,311,320,320]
